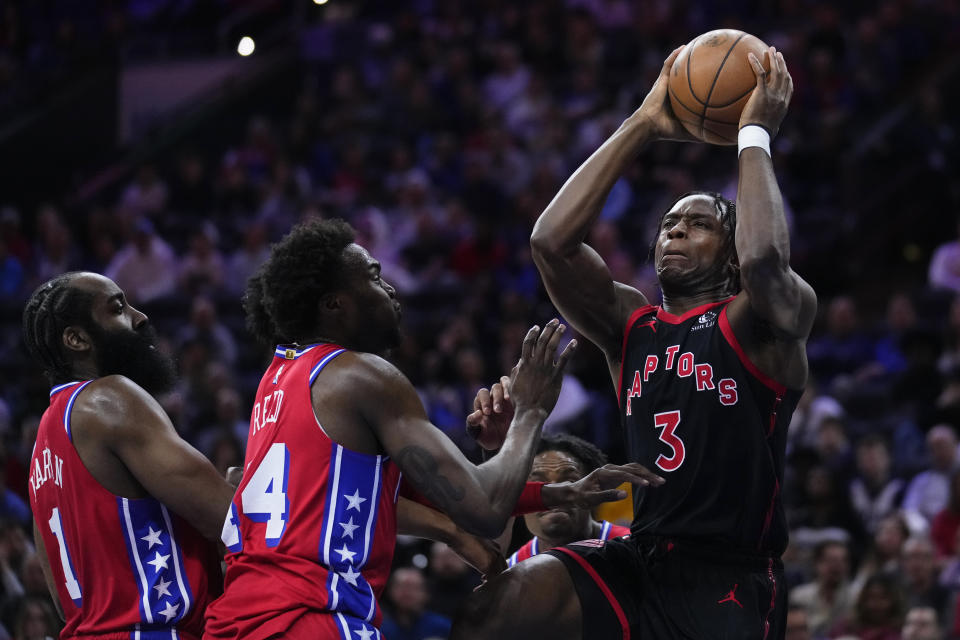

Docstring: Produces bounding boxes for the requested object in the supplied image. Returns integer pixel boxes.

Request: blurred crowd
[1,0,960,638]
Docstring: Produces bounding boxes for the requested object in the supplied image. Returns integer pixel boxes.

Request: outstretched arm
[530,46,691,363]
[359,322,572,537]
[727,47,817,388]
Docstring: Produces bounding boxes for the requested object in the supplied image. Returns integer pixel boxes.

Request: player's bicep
[738,268,817,340]
[92,379,234,539]
[356,360,489,520]
[532,242,647,355]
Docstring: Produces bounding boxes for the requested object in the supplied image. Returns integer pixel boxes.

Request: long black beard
[88,323,177,394]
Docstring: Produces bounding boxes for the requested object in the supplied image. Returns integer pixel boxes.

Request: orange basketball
[667,29,770,145]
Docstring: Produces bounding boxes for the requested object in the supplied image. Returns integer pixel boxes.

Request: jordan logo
[273,365,285,384]
[718,584,743,608]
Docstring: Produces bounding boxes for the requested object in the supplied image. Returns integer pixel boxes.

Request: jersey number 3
[653,410,685,472]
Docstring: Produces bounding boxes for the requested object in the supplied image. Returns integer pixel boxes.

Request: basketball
[668,29,770,145]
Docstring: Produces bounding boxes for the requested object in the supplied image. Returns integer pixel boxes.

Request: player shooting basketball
[452,42,817,640]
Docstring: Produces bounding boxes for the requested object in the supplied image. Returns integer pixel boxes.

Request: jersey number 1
[48,507,82,606]
[653,410,685,472]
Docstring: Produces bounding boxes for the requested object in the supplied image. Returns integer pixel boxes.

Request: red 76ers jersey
[29,381,221,640]
[206,344,402,640]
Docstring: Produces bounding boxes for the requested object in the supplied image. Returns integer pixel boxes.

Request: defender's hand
[450,533,507,578]
[508,320,577,415]
[739,47,793,136]
[466,376,515,451]
[630,46,697,142]
[543,463,665,510]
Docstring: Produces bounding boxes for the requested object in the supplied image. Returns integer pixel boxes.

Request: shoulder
[71,375,165,431]
[318,351,419,408]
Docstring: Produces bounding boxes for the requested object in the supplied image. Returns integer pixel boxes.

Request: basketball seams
[684,44,706,106]
[699,33,746,139]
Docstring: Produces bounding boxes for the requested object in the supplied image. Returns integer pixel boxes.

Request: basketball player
[203,219,662,640]
[23,272,235,639]
[506,434,631,567]
[451,44,815,639]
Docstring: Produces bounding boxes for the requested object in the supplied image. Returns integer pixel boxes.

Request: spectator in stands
[425,542,479,620]
[849,434,905,535]
[853,513,911,595]
[901,605,942,640]
[178,223,225,296]
[928,215,960,294]
[104,217,177,303]
[899,537,949,616]
[381,566,451,640]
[828,573,905,640]
[903,425,960,523]
[790,540,856,638]
[175,296,237,366]
[930,469,960,558]
[12,595,59,640]
[226,223,270,294]
[786,605,813,640]
[806,295,876,388]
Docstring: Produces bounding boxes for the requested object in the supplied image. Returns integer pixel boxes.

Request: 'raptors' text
[625,344,738,415]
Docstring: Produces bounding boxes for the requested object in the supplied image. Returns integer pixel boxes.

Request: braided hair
[22,273,96,384]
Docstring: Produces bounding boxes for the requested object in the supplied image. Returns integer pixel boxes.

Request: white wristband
[738,125,771,157]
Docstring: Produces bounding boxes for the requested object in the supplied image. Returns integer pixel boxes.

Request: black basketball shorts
[545,535,786,640]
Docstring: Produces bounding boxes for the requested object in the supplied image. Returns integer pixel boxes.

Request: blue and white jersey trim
[318,444,385,621]
[118,498,193,629]
[63,381,93,442]
[309,349,347,384]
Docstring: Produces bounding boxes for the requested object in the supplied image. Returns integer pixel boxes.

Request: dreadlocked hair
[245,218,356,346]
[537,433,608,474]
[649,191,740,296]
[22,272,95,385]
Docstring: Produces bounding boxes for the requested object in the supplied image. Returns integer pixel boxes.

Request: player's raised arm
[530,46,691,359]
[728,47,817,387]
[72,376,236,542]
[353,321,572,537]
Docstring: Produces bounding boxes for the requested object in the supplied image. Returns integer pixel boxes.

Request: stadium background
[0,1,958,638]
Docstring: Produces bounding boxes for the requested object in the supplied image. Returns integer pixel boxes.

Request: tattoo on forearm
[396,446,466,512]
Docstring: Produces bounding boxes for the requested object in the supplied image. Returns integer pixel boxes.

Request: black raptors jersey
[618,299,801,555]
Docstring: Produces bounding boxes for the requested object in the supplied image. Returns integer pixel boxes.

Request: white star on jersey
[159,600,180,622]
[353,625,375,640]
[340,565,361,587]
[335,544,357,564]
[153,577,173,599]
[339,517,359,539]
[344,489,367,512]
[141,527,163,549]
[147,552,170,573]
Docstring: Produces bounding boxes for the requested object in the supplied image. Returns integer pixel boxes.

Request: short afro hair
[244,218,356,345]
[23,272,96,384]
[536,433,607,475]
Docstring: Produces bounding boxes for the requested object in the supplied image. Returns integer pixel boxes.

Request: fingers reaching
[555,338,578,372]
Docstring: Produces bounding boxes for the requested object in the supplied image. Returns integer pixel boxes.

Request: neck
[660,289,730,316]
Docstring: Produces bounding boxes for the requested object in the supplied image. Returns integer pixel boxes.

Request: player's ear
[62,325,92,354]
[320,292,342,313]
